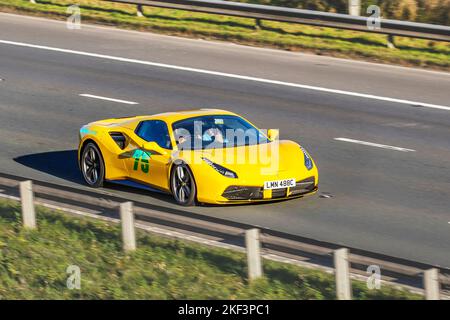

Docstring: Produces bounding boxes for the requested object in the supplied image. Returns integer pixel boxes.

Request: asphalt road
[1,13,450,267]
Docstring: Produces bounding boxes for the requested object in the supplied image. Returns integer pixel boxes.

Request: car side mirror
[267,129,279,141]
[142,141,168,156]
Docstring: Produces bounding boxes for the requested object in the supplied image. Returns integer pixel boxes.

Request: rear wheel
[81,142,105,188]
[171,162,196,206]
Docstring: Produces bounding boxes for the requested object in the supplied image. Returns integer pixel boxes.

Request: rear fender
[78,131,128,180]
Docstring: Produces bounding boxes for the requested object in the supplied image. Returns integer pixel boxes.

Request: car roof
[139,109,238,124]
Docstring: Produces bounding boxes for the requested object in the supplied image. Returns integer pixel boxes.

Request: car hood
[180,140,314,182]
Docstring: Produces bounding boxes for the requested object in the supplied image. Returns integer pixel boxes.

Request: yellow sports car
[78,109,318,206]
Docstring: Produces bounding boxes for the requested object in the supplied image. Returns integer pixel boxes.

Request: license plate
[264,178,296,190]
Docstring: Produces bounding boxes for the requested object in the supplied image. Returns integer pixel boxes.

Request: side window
[136,120,172,149]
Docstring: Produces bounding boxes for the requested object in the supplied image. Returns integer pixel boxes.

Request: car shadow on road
[13,150,176,204]
[14,150,84,185]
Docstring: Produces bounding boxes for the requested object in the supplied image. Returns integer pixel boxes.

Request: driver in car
[203,127,225,144]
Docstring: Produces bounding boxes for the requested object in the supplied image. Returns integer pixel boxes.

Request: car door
[127,120,173,190]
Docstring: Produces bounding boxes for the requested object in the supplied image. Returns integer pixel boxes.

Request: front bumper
[220,176,317,203]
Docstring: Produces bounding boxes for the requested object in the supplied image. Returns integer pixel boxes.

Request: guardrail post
[245,228,262,281]
[387,35,396,49]
[348,0,361,16]
[120,202,136,252]
[20,180,36,229]
[424,268,440,300]
[136,4,144,17]
[254,18,263,30]
[334,248,352,300]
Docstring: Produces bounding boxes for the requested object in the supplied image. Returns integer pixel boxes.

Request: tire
[170,162,197,206]
[81,142,105,188]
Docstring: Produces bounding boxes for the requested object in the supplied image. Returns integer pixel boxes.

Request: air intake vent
[109,132,127,150]
[289,177,315,196]
[222,186,263,200]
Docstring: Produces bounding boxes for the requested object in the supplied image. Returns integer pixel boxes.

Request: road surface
[1,12,449,267]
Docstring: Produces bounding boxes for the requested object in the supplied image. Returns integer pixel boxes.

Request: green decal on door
[132,149,151,173]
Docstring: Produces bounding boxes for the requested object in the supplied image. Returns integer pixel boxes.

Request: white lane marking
[334,137,416,152]
[79,93,138,105]
[1,39,449,111]
[2,12,450,78]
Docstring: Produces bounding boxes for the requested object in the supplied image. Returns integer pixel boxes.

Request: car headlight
[202,157,238,178]
[300,146,314,170]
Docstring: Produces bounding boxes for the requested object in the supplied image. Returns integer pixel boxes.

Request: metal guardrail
[104,0,450,42]
[0,173,449,299]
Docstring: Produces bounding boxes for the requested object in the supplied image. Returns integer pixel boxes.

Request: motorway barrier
[102,0,450,42]
[334,248,352,300]
[120,201,137,252]
[2,175,449,299]
[19,180,36,229]
[348,0,360,17]
[424,268,440,300]
[245,228,263,281]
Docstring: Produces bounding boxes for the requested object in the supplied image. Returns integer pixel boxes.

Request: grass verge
[0,0,449,70]
[0,199,421,299]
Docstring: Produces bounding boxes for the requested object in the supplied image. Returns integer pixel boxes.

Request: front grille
[222,177,316,201]
[222,186,263,200]
[289,176,316,196]
[271,188,287,199]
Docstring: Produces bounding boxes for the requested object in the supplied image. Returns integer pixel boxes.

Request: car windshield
[172,115,268,150]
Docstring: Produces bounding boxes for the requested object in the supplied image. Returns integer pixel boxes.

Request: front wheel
[81,142,105,188]
[170,162,197,206]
